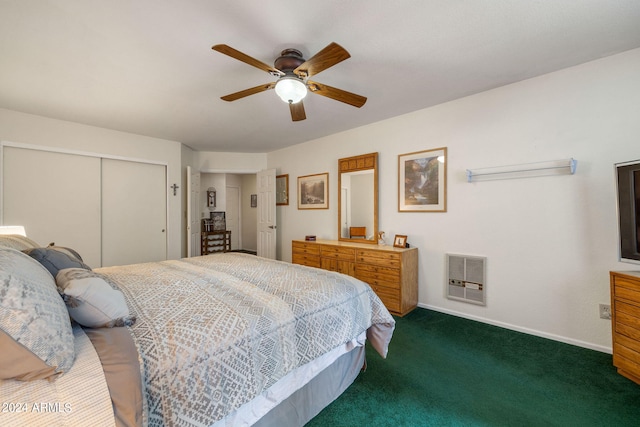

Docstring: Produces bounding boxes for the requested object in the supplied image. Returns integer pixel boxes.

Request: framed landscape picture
[298,172,329,209]
[398,147,447,212]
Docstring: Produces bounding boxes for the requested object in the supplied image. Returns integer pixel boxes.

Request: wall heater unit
[446,254,486,305]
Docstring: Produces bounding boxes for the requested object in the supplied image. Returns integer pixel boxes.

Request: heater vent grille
[446,254,486,305]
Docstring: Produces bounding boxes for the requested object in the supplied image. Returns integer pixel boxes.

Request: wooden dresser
[610,271,640,384]
[292,239,418,316]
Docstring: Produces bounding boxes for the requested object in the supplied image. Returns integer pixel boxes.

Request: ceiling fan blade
[307,81,367,108]
[212,44,284,76]
[293,42,350,78]
[289,101,306,121]
[220,82,275,102]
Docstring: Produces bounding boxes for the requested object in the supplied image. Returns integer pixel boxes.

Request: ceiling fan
[211,42,367,121]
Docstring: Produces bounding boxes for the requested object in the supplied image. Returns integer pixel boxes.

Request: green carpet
[307,308,640,426]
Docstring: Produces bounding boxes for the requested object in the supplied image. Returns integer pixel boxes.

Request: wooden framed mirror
[338,152,378,244]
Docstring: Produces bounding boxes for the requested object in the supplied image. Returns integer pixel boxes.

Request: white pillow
[56,268,135,328]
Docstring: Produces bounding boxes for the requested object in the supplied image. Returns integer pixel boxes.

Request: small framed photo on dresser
[210,211,226,231]
[393,234,407,248]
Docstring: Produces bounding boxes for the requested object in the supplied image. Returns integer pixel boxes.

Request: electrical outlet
[599,304,611,320]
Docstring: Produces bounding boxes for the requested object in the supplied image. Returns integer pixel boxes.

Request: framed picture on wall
[298,172,329,209]
[398,147,447,212]
[250,194,257,208]
[276,174,289,206]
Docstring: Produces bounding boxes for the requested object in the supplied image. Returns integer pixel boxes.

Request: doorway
[198,172,257,253]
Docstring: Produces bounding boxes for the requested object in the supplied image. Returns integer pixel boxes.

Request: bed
[0,234,395,426]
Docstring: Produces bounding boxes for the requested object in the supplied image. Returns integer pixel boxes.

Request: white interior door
[257,168,276,259]
[101,159,167,266]
[187,166,200,257]
[226,186,240,250]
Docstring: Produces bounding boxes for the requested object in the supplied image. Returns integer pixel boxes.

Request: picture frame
[210,211,226,231]
[276,174,289,206]
[298,172,329,210]
[393,234,407,248]
[398,147,447,212]
[250,194,257,208]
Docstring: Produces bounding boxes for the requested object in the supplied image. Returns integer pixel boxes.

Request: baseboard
[418,303,612,354]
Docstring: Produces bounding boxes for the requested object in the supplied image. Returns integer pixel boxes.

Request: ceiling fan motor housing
[274,49,305,72]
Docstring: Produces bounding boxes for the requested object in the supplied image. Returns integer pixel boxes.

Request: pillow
[0,248,75,381]
[56,268,135,328]
[0,234,40,251]
[47,242,84,262]
[23,247,91,278]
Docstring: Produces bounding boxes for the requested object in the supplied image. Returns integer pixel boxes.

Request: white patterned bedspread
[0,325,115,427]
[97,253,395,427]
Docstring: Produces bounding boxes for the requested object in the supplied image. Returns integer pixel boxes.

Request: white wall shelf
[466,158,577,182]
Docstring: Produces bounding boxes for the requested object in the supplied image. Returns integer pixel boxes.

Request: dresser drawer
[321,258,355,276]
[358,274,400,289]
[370,285,400,313]
[292,241,320,255]
[320,245,355,261]
[614,351,640,380]
[615,333,640,356]
[615,286,640,304]
[292,253,320,268]
[614,276,640,303]
[615,300,640,336]
[355,263,399,277]
[355,265,400,289]
[356,249,401,268]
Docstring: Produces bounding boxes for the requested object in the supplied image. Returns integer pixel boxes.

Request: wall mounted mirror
[338,152,378,243]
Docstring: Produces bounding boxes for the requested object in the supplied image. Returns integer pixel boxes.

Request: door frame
[196,168,266,256]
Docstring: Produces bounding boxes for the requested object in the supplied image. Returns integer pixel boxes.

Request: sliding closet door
[2,146,102,267]
[101,158,167,267]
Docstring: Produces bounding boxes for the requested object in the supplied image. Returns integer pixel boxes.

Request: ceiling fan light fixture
[275,76,307,104]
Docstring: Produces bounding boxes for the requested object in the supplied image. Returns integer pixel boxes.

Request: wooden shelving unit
[201,230,231,254]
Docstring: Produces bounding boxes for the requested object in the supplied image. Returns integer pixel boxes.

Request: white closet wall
[2,145,167,267]
[101,158,167,266]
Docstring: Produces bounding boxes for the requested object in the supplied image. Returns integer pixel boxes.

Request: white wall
[0,108,184,260]
[197,151,267,173]
[268,48,640,352]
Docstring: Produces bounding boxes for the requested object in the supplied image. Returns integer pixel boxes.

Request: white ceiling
[1,1,640,153]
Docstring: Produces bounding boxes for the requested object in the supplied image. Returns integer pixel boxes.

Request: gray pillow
[0,248,75,380]
[22,247,91,278]
[47,242,84,262]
